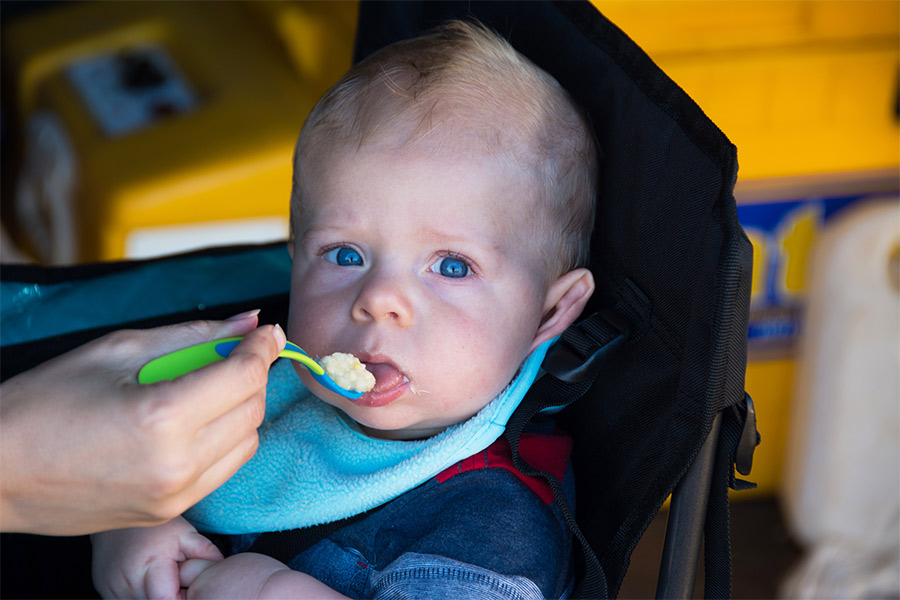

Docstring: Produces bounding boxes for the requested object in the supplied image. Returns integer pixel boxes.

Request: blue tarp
[1,244,292,345]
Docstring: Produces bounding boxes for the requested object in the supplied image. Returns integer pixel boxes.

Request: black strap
[242,507,383,564]
[505,311,630,599]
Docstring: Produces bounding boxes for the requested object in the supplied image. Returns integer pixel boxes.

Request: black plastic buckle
[542,309,630,383]
[736,393,757,476]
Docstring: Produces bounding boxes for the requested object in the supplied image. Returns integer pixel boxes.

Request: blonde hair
[292,20,598,275]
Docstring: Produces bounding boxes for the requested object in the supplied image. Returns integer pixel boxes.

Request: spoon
[137,336,365,399]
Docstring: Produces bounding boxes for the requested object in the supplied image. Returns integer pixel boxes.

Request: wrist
[0,485,28,533]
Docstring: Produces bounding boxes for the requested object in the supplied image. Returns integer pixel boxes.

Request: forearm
[0,378,75,534]
[257,567,349,599]
[184,553,348,600]
[0,392,30,532]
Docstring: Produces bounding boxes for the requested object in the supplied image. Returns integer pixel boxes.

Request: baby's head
[287,21,599,439]
[294,20,598,277]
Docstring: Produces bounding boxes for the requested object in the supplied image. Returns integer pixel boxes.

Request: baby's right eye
[323,246,364,266]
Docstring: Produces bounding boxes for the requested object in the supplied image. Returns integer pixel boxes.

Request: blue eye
[432,256,470,278]
[324,246,363,266]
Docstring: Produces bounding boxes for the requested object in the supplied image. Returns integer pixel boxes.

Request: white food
[319,352,375,393]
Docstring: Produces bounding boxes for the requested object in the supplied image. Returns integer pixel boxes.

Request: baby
[92,20,598,599]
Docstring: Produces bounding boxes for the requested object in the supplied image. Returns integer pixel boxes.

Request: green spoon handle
[137,336,323,384]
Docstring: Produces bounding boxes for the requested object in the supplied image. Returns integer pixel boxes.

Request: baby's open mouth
[363,362,408,393]
[349,361,410,407]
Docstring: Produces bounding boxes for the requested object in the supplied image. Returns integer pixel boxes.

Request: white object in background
[124,216,290,259]
[14,112,79,264]
[66,44,198,138]
[780,198,900,599]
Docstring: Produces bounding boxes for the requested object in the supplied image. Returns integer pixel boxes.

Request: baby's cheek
[457,360,517,405]
[287,310,328,351]
[292,362,314,389]
[455,323,526,385]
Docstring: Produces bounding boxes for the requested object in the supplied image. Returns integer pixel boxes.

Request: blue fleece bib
[185,339,554,534]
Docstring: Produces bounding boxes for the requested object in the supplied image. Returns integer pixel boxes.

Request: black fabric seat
[351,3,754,597]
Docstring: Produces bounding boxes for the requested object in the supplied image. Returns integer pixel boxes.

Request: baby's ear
[530,268,595,353]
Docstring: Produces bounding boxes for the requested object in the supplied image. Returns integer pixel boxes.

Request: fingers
[85,311,264,377]
[172,324,285,425]
[180,530,224,563]
[175,532,223,594]
[143,559,182,600]
[141,311,264,362]
[178,559,217,590]
[173,426,261,514]
[129,325,285,514]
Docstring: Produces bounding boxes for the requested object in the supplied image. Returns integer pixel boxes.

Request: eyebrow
[299,224,357,242]
[413,225,505,255]
[300,222,504,256]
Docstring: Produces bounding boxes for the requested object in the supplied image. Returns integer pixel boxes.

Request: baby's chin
[356,421,447,441]
[335,399,445,440]
[351,400,491,441]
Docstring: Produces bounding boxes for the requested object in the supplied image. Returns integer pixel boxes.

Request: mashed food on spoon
[319,352,376,393]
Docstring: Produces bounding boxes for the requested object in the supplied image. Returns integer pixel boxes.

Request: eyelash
[439,251,474,269]
[432,251,478,280]
[319,243,358,256]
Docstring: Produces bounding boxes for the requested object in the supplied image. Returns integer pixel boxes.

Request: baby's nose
[351,272,413,327]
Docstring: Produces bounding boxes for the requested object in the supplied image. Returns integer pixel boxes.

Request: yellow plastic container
[594,0,900,496]
[2,1,358,263]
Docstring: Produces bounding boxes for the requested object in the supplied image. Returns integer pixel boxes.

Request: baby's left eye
[430,255,470,278]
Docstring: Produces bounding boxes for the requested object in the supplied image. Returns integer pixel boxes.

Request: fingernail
[225,309,261,321]
[272,323,287,349]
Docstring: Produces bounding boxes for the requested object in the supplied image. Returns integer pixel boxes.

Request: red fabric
[434,432,573,504]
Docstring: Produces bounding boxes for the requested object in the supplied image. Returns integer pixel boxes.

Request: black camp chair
[1,2,757,598]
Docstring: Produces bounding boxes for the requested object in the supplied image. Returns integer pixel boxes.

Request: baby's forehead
[305,100,544,181]
[302,130,537,203]
[315,125,541,195]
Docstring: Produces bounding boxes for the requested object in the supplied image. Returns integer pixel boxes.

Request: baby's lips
[364,362,407,393]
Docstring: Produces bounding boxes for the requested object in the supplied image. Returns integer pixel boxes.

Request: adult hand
[0,312,286,535]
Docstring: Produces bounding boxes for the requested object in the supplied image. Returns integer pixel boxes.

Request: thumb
[99,311,263,375]
[138,310,262,359]
[178,559,217,591]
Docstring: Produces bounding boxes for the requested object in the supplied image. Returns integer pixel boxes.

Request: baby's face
[288,141,553,440]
